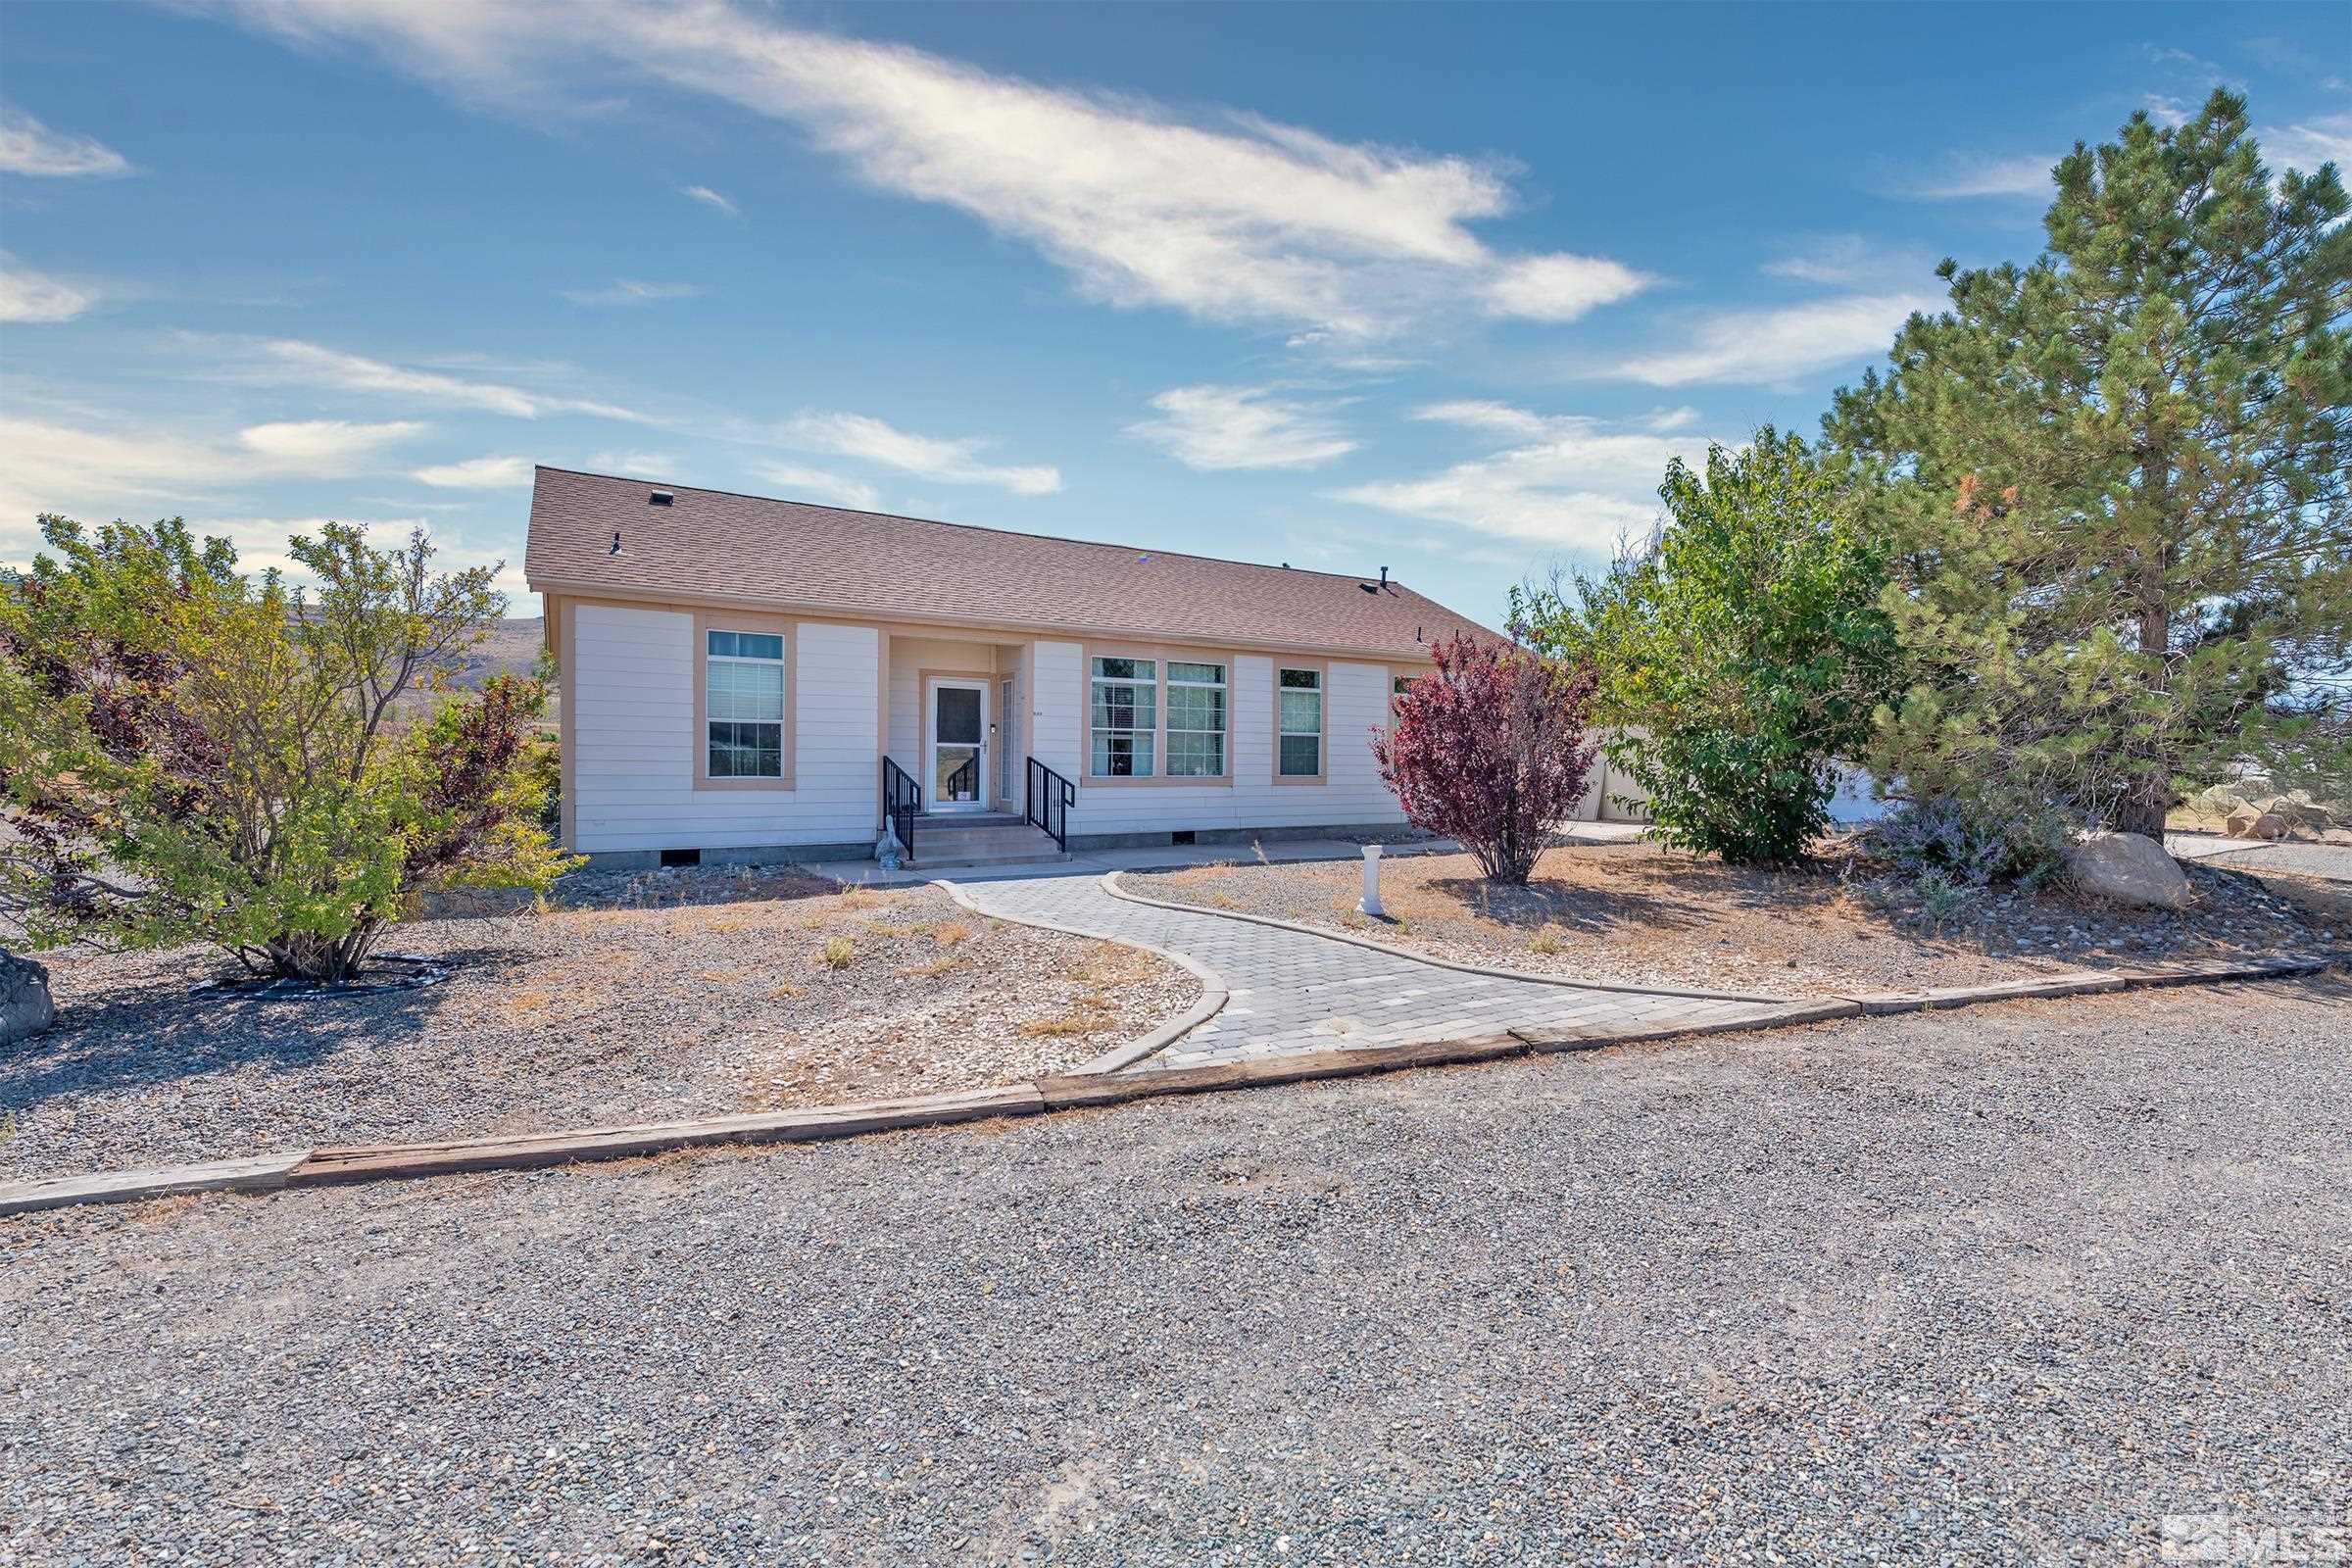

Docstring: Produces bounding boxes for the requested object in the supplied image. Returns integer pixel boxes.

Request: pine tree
[1827,89,2351,839]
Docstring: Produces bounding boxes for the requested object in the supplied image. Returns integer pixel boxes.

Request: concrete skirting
[4,953,2336,1219]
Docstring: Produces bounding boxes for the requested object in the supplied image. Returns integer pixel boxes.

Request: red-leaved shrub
[1372,634,1599,885]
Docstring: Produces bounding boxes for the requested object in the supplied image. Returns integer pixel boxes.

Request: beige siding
[570,603,879,852]
[1060,654,1408,837]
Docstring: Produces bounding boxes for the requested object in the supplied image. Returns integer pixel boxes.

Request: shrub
[0,515,574,982]
[1518,427,1901,865]
[818,936,856,969]
[1372,632,1599,886]
[1865,794,2076,889]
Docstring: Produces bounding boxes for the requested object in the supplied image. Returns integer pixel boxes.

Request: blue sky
[4,2,2347,622]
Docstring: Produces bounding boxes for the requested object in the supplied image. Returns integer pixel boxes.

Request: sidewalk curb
[4,953,2338,1219]
[930,877,1229,1073]
[1101,869,1792,1004]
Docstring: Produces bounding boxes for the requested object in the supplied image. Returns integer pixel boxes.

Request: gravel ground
[1129,842,2344,998]
[0,867,1195,1181]
[5,977,2348,1564]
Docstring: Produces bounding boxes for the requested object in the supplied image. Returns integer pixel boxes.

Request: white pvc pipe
[1356,843,1386,918]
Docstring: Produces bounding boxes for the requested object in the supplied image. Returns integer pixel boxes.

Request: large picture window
[1278,666,1324,778]
[1091,656,1156,778]
[1164,661,1227,777]
[707,628,785,778]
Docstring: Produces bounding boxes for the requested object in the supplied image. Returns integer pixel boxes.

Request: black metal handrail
[943,753,978,807]
[882,757,921,859]
[1025,756,1075,853]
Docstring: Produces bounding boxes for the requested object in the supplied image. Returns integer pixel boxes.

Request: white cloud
[0,257,96,322]
[412,455,534,488]
[239,419,429,466]
[777,411,1060,495]
[1761,234,1878,285]
[584,449,678,476]
[1481,254,1650,323]
[746,462,882,511]
[0,106,133,176]
[680,183,740,216]
[0,415,427,545]
[220,3,1647,340]
[2143,93,2195,130]
[1410,400,1552,438]
[220,336,656,423]
[1644,406,1701,432]
[1127,384,1358,470]
[1332,405,1725,552]
[2269,113,2352,177]
[1891,152,2058,200]
[1606,292,1937,388]
[560,277,703,305]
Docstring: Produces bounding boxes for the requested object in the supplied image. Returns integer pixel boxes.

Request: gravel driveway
[6,977,2348,1564]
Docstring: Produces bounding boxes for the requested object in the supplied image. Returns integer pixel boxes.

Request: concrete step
[906,820,1067,870]
[918,827,1062,851]
[917,811,1026,828]
[915,851,1075,871]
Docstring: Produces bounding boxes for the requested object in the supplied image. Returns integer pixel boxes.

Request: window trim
[1387,663,1432,723]
[1273,659,1328,785]
[693,609,795,792]
[1080,642,1236,788]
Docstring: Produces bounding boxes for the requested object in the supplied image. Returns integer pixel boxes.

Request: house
[524,466,1505,868]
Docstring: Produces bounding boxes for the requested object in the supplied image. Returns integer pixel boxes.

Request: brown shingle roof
[524,466,1494,661]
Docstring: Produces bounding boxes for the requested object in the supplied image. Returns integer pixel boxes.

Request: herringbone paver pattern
[952,871,1796,1070]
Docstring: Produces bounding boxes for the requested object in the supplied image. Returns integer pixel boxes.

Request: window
[1091,656,1156,777]
[1278,666,1324,778]
[707,628,785,778]
[1164,661,1227,777]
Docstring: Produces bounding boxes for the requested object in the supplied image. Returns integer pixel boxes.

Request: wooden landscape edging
[1,952,2338,1219]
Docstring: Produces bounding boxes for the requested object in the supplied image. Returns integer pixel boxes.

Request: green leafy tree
[1517,426,1901,864]
[1826,89,2352,839]
[0,515,576,982]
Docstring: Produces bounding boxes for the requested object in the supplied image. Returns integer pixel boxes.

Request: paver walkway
[950,869,1798,1070]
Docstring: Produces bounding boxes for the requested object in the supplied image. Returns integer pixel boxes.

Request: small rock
[2066,832,2191,910]
[0,949,56,1043]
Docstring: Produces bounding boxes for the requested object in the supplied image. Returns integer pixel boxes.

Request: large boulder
[1,951,56,1045]
[2067,832,2192,909]
[2225,808,2289,840]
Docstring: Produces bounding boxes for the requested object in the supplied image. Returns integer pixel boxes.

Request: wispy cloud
[221,4,1649,340]
[0,415,426,552]
[216,336,657,423]
[747,462,882,511]
[1126,384,1358,470]
[0,106,133,176]
[584,449,679,476]
[0,256,97,322]
[680,183,740,217]
[1888,152,2058,200]
[1332,404,1724,552]
[412,454,534,488]
[559,277,703,306]
[1604,293,1937,388]
[778,412,1060,495]
[1761,234,1878,285]
[239,419,430,466]
[2269,112,2352,177]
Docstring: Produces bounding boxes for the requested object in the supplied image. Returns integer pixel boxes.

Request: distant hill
[410,617,556,725]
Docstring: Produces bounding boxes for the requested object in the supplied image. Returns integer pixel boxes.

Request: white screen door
[997,675,1017,804]
[929,679,987,811]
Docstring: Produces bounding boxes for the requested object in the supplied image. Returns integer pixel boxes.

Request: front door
[928,678,988,812]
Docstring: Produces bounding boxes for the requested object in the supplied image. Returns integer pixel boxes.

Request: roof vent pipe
[1379,565,1390,588]
[610,529,622,556]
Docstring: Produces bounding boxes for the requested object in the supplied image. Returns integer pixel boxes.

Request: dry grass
[931,920,971,947]
[1528,925,1563,956]
[1019,1013,1106,1038]
[896,957,961,979]
[818,936,856,970]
